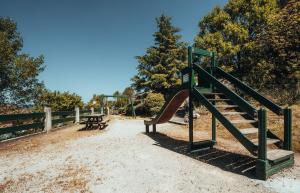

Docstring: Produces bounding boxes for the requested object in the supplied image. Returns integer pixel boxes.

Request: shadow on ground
[146,132,257,179]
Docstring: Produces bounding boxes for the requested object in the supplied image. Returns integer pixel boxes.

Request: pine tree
[132,15,187,98]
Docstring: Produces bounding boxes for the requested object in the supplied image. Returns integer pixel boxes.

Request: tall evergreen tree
[132,15,187,98]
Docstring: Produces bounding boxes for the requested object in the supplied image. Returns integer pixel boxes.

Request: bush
[34,90,84,111]
[144,93,165,116]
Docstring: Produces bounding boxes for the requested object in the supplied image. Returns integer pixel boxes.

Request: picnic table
[84,114,109,129]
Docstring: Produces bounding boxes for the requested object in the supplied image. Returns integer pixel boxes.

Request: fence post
[256,108,267,180]
[91,107,94,114]
[44,107,52,132]
[75,107,80,123]
[284,108,292,150]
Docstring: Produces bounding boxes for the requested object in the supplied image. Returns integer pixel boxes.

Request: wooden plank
[251,138,281,146]
[231,119,257,124]
[240,128,258,135]
[203,92,224,95]
[208,98,230,101]
[0,122,44,135]
[267,149,294,162]
[0,113,44,122]
[221,111,247,115]
[52,117,75,125]
[52,111,75,116]
[84,114,104,118]
[193,47,213,57]
[215,105,238,108]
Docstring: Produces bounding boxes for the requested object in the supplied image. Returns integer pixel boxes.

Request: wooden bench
[99,117,110,129]
[85,114,105,129]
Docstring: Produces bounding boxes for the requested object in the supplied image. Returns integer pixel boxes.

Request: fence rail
[0,122,44,135]
[52,116,75,125]
[0,107,94,141]
[0,112,44,122]
[0,112,45,138]
[52,111,75,116]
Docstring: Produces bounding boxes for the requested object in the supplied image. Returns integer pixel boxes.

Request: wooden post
[211,52,216,142]
[44,107,52,132]
[153,124,156,133]
[258,108,267,160]
[284,108,292,150]
[91,107,94,114]
[188,46,194,150]
[75,107,80,123]
[146,125,149,133]
[256,108,267,180]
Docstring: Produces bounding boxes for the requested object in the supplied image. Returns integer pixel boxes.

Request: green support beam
[284,108,292,150]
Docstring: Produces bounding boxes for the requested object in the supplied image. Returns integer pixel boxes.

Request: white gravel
[0,117,299,193]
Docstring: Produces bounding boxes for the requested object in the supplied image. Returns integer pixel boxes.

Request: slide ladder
[144,46,294,180]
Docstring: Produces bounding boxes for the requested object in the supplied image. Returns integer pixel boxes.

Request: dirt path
[0,117,299,193]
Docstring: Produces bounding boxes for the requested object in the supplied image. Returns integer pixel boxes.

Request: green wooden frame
[180,46,294,180]
[102,95,136,118]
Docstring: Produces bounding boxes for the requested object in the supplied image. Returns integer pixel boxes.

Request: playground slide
[144,89,189,125]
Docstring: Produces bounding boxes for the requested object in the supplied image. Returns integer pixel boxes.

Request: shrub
[144,93,165,116]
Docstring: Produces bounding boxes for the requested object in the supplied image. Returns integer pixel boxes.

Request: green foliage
[144,92,165,116]
[122,87,135,97]
[195,0,299,103]
[132,15,187,97]
[252,0,299,102]
[195,0,278,77]
[86,94,106,109]
[35,90,84,111]
[113,90,126,108]
[0,17,45,106]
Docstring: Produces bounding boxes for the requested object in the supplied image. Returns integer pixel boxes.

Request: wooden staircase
[197,89,294,179]
[179,46,294,179]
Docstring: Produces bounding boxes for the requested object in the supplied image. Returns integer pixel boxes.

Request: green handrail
[194,64,257,117]
[216,67,283,115]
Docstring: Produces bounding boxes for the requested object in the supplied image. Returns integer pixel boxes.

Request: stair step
[221,111,247,115]
[215,105,238,108]
[267,149,294,163]
[251,138,281,146]
[231,119,257,124]
[203,92,224,95]
[240,128,258,135]
[209,98,230,101]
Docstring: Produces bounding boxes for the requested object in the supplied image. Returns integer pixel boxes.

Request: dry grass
[0,124,104,155]
[291,104,300,151]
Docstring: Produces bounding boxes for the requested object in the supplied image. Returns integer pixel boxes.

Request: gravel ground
[0,116,299,193]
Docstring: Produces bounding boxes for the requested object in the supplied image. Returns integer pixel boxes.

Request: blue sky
[0,0,227,102]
